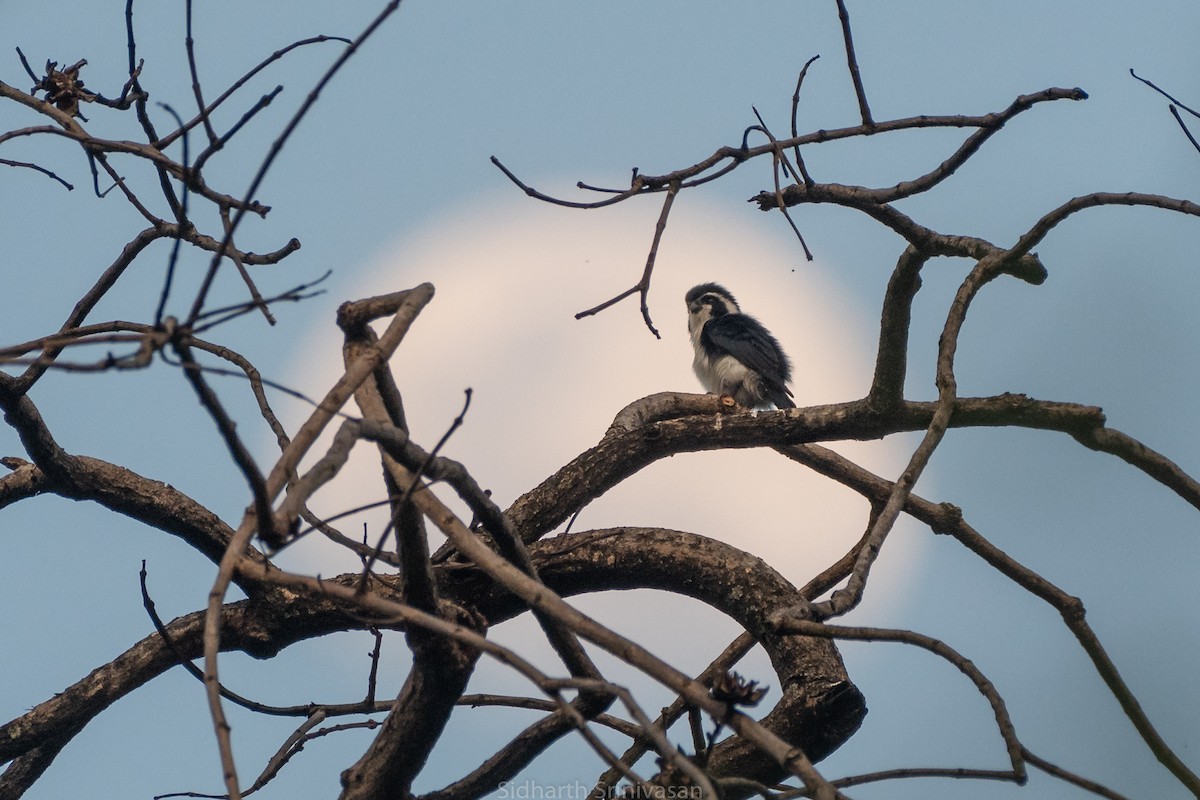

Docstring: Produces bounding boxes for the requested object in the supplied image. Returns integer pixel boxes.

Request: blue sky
[2,2,1199,798]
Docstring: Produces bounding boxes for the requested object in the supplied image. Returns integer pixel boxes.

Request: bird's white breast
[691,325,749,395]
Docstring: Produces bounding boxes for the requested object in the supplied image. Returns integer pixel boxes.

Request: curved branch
[774,441,1199,795]
[0,156,73,189]
[495,88,1086,209]
[491,155,647,209]
[871,88,1086,203]
[0,586,358,765]
[0,118,270,217]
[789,54,821,184]
[505,392,1125,543]
[529,529,865,781]
[384,486,849,794]
[752,182,1048,285]
[1074,426,1200,504]
[1011,191,1200,259]
[429,526,865,796]
[6,519,855,798]
[771,616,1025,781]
[812,244,1012,619]
[0,736,69,799]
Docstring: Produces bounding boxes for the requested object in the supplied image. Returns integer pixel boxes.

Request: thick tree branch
[202,281,432,800]
[0,586,359,765]
[506,392,1140,544]
[867,244,926,412]
[339,605,484,800]
[812,247,1011,619]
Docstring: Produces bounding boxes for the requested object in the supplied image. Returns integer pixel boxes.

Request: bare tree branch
[834,0,873,126]
[202,281,431,800]
[773,441,1199,795]
[772,616,1025,782]
[183,0,405,328]
[4,4,1198,797]
[0,156,73,188]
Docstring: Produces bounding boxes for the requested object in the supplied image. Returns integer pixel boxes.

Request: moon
[274,189,928,680]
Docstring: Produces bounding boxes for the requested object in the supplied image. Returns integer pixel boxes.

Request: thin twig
[829,766,1018,791]
[0,157,74,189]
[457,694,641,738]
[790,55,820,185]
[834,0,873,126]
[201,282,431,800]
[15,47,38,83]
[190,85,285,176]
[184,0,218,145]
[174,339,279,550]
[358,389,472,586]
[771,616,1025,780]
[1169,105,1200,155]
[492,154,646,210]
[155,102,191,326]
[155,36,353,150]
[184,2,404,327]
[775,440,1199,795]
[1022,748,1132,800]
[750,108,813,260]
[216,206,276,325]
[574,180,679,337]
[140,562,362,718]
[1129,68,1200,119]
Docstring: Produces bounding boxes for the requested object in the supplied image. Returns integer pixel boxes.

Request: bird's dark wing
[704,313,793,393]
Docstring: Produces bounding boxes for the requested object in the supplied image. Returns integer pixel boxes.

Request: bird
[685,282,795,409]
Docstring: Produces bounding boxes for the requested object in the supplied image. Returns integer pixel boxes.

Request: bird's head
[685,283,740,335]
